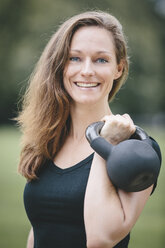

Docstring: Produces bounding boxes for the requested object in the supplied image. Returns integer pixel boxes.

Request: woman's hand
[100,114,136,145]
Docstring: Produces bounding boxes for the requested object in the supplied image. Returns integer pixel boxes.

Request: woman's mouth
[75,82,100,88]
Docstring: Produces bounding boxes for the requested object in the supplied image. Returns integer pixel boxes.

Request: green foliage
[0,0,165,123]
[0,125,165,247]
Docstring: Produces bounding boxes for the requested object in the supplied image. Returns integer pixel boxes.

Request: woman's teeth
[75,82,99,88]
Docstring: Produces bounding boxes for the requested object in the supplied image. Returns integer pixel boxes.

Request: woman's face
[63,26,123,106]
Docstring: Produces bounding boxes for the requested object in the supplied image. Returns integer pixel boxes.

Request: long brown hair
[17,10,129,180]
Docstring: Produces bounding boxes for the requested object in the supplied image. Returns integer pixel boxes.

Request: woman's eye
[96,58,108,63]
[69,57,80,62]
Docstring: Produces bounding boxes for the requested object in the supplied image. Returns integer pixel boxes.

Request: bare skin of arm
[26,228,34,248]
[84,114,153,248]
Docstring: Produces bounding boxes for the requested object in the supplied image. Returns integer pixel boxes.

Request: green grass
[0,125,164,248]
[129,126,165,247]
[0,126,30,248]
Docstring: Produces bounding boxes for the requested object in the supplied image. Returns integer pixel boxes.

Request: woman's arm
[26,228,34,248]
[84,114,153,248]
[84,154,153,248]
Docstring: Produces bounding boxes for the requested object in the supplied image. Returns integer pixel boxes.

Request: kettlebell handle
[85,121,149,144]
[85,121,151,161]
[86,121,105,144]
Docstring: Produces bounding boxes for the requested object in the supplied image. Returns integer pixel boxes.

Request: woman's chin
[72,97,103,106]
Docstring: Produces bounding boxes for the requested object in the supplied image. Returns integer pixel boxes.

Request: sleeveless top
[24,153,130,248]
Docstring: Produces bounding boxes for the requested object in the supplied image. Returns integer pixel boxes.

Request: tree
[0,0,164,124]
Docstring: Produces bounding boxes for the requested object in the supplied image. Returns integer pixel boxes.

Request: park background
[0,0,165,247]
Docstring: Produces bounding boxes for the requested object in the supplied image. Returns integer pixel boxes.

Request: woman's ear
[114,60,124,79]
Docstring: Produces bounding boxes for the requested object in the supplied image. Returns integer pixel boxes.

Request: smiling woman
[16,10,160,248]
[63,26,123,105]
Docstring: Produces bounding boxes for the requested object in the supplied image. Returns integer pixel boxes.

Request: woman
[18,11,156,248]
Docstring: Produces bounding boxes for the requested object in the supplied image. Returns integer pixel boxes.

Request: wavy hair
[17,10,129,180]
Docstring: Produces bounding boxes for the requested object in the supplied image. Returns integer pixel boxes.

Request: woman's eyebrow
[70,49,82,53]
[96,51,113,56]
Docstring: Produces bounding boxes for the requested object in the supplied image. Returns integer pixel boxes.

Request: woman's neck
[69,101,112,141]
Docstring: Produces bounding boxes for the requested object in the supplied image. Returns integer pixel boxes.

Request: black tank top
[24,153,130,248]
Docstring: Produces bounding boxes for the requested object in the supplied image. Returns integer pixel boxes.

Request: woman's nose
[80,59,95,77]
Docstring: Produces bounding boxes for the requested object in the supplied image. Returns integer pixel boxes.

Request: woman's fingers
[122,113,136,133]
[100,114,136,145]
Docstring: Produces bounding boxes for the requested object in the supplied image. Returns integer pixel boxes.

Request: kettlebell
[85,121,161,192]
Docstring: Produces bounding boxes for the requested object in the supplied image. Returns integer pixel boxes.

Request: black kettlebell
[85,121,161,192]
